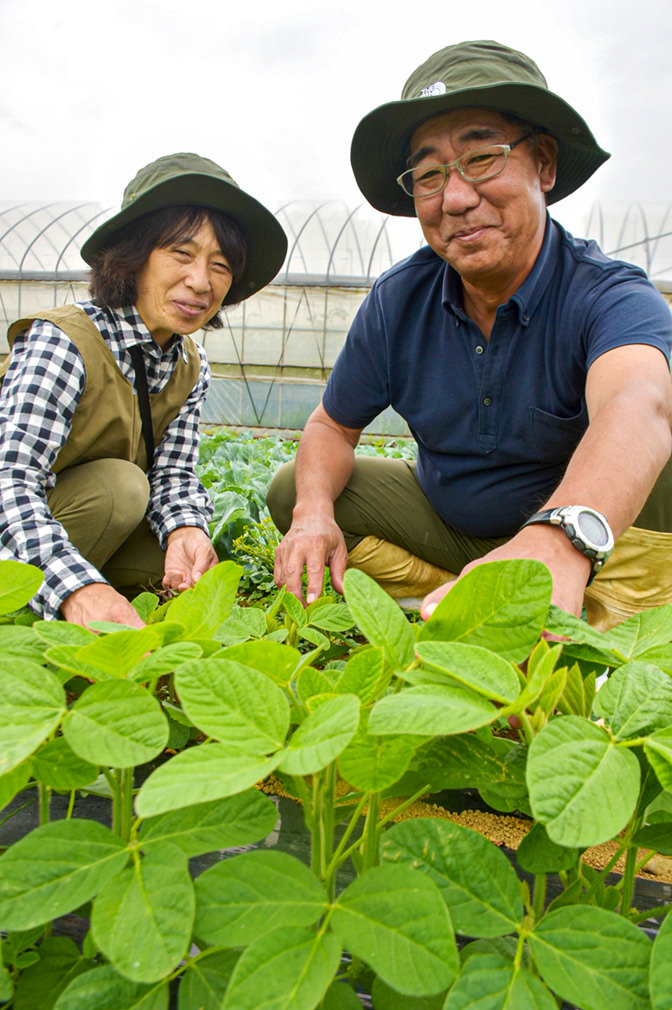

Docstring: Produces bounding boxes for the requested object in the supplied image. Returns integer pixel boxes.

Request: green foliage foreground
[1,557,672,1009]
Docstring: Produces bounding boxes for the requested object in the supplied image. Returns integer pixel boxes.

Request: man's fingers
[420,579,456,621]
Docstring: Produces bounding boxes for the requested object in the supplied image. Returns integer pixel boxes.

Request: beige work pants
[46,458,166,592]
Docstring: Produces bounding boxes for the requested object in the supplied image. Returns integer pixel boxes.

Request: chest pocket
[529,404,588,464]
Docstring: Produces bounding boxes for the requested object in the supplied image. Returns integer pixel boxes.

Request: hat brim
[80,173,287,305]
[350,82,610,215]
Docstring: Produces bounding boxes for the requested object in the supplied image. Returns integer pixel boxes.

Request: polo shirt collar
[441,213,559,327]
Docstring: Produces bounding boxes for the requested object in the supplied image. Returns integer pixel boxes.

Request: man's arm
[273,403,363,604]
[421,344,672,619]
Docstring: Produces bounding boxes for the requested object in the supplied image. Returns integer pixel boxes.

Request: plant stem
[532,874,547,921]
[119,768,134,844]
[630,902,672,925]
[360,792,380,871]
[620,844,639,917]
[38,782,51,827]
[324,792,369,887]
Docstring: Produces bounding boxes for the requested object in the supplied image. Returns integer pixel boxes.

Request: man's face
[408,108,557,291]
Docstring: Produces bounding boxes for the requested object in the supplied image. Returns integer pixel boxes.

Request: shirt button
[475,345,485,354]
[522,313,529,323]
[483,397,493,406]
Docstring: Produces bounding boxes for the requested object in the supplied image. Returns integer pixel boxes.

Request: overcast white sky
[2,0,671,237]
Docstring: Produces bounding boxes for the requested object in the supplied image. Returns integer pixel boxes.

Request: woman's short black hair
[88,205,248,328]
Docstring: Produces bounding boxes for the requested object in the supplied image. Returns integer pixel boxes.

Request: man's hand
[163,526,218,593]
[420,524,592,621]
[61,583,146,629]
[274,512,349,605]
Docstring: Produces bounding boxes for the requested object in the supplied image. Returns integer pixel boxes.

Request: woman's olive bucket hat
[350,40,610,216]
[80,152,288,305]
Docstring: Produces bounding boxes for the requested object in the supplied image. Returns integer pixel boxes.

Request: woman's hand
[60,583,146,629]
[163,526,218,592]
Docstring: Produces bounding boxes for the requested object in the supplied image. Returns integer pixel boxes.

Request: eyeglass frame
[396,132,537,199]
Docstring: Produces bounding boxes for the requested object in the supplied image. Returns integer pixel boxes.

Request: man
[268,40,672,631]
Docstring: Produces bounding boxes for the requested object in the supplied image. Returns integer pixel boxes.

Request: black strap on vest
[129,345,155,467]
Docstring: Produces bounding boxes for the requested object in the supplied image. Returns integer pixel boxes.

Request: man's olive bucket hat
[350,40,610,216]
[80,153,288,305]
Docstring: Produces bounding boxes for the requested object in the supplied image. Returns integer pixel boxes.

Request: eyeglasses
[396,133,536,198]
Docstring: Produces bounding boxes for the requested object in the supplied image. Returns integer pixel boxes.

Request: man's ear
[536,133,558,194]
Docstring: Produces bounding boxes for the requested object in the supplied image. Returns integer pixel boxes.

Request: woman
[0,152,287,628]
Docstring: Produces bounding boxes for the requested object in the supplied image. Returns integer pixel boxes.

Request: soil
[262,777,672,884]
[383,797,672,884]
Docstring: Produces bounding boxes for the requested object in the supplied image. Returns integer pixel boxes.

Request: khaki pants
[47,458,166,593]
[267,457,672,631]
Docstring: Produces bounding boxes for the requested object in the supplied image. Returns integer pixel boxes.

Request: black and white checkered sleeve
[146,342,214,544]
[0,321,108,618]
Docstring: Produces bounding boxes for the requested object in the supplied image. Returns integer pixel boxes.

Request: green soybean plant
[1,557,672,1010]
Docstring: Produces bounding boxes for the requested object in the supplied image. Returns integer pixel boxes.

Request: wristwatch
[520,505,614,584]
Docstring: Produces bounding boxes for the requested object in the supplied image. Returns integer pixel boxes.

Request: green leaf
[394,733,513,794]
[194,850,328,947]
[644,728,672,790]
[0,819,129,930]
[369,685,496,736]
[135,744,280,817]
[32,737,99,790]
[165,561,241,637]
[332,864,458,996]
[631,822,672,856]
[175,659,290,749]
[74,629,162,679]
[0,559,43,615]
[0,964,12,1003]
[0,660,66,775]
[281,590,308,627]
[278,695,360,775]
[557,662,596,718]
[127,642,203,683]
[42,645,107,683]
[218,640,302,686]
[339,723,416,792]
[527,716,641,847]
[371,977,446,1010]
[222,926,341,1010]
[0,760,32,809]
[140,789,277,856]
[0,625,47,663]
[418,560,551,663]
[343,569,415,669]
[414,642,520,703]
[593,662,672,740]
[308,603,354,633]
[215,605,267,643]
[443,953,557,1010]
[335,647,391,704]
[528,906,651,1010]
[63,680,168,768]
[381,819,523,937]
[650,907,672,1009]
[13,936,93,1010]
[91,844,194,983]
[53,965,169,1010]
[33,621,97,647]
[177,948,241,1010]
[516,822,580,875]
[297,666,337,704]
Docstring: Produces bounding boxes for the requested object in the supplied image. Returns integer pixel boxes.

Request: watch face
[576,510,610,548]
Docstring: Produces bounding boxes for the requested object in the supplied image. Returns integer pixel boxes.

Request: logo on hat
[420,81,447,97]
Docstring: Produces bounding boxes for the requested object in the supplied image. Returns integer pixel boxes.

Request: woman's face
[135,218,233,345]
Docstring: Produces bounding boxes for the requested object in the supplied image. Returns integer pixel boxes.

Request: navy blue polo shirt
[323,216,672,538]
